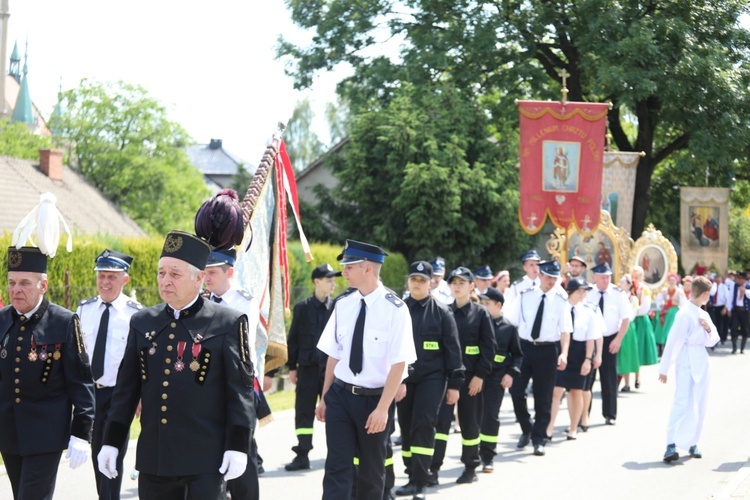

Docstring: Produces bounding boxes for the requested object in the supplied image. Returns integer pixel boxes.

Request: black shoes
[395,483,417,497]
[517,433,531,448]
[456,468,478,484]
[620,385,631,392]
[605,418,616,426]
[284,455,310,471]
[663,444,678,463]
[425,470,439,487]
[689,445,702,458]
[533,443,546,456]
[412,485,427,500]
[481,460,494,473]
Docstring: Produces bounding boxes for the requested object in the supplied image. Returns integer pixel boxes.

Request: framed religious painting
[546,210,633,283]
[630,224,678,292]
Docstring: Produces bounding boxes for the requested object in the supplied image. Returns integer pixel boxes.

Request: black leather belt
[334,378,383,396]
[521,339,558,346]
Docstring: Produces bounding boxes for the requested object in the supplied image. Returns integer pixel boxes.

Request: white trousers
[665,353,710,450]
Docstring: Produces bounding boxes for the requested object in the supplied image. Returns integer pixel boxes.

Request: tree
[279,0,750,236]
[0,118,52,159]
[50,79,209,234]
[315,82,533,265]
[230,163,255,197]
[284,97,325,171]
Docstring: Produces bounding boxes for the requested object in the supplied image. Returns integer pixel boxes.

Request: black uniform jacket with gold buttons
[0,299,95,456]
[104,297,255,477]
[405,295,465,390]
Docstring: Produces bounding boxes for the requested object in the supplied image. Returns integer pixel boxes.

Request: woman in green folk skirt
[617,274,640,392]
[631,266,659,390]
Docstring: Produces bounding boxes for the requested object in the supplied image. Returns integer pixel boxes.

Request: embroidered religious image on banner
[680,187,729,274]
[688,206,720,247]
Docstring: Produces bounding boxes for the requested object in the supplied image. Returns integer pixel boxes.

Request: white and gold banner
[601,151,641,234]
[680,187,730,274]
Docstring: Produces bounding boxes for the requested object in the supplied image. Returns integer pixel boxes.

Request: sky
[7,0,346,166]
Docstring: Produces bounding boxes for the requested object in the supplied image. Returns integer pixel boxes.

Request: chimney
[39,148,63,181]
[208,139,222,150]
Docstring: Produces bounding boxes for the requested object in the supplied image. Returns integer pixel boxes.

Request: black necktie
[91,302,111,381]
[571,307,576,331]
[599,292,605,312]
[349,299,366,375]
[212,295,223,303]
[530,295,545,340]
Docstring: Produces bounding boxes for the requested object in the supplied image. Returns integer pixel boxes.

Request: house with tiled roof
[185,139,255,191]
[0,150,146,237]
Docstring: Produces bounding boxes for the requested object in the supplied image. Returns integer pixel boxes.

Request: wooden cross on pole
[558,68,570,103]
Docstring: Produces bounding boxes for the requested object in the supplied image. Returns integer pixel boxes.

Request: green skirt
[654,306,679,345]
[617,322,640,375]
[634,315,659,366]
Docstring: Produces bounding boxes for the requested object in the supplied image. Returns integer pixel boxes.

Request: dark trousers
[430,375,482,472]
[1,450,62,500]
[510,341,558,446]
[708,306,727,342]
[479,369,507,462]
[599,335,618,420]
[397,377,446,485]
[226,436,260,500]
[293,363,324,455]
[323,382,393,500]
[138,471,224,500]
[92,386,129,500]
[730,309,750,352]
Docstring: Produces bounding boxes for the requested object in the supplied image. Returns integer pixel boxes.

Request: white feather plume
[12,193,73,258]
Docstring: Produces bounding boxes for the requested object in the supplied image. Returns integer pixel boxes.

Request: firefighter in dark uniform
[285,263,340,471]
[98,231,255,500]
[477,287,523,472]
[429,267,496,486]
[0,246,95,500]
[394,261,464,500]
[77,249,141,500]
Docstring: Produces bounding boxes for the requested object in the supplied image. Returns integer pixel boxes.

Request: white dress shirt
[505,286,572,342]
[586,284,633,337]
[78,293,141,387]
[212,283,260,376]
[504,275,540,308]
[431,279,454,305]
[317,284,416,388]
[570,301,606,342]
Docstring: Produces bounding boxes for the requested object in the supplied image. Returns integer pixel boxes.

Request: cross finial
[558,68,570,103]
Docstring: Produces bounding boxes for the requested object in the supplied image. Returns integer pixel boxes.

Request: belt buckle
[351,385,363,395]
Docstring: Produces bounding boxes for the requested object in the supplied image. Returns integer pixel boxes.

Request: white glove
[98,445,119,479]
[218,450,247,481]
[66,435,91,470]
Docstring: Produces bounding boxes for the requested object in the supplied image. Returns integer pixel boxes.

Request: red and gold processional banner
[518,100,610,235]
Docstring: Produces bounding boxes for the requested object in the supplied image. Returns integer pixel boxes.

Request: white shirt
[569,301,605,342]
[213,283,260,376]
[317,284,416,388]
[636,287,652,316]
[431,279,454,305]
[504,275,540,308]
[505,286,572,342]
[712,282,727,307]
[77,293,141,387]
[586,285,633,336]
[659,301,719,382]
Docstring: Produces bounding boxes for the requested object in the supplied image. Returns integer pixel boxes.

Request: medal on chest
[189,342,202,372]
[28,336,38,362]
[175,341,187,371]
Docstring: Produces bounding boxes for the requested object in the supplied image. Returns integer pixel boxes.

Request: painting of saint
[543,141,580,193]
[688,205,720,247]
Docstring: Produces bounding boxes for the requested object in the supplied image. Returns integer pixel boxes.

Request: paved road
[2,342,750,499]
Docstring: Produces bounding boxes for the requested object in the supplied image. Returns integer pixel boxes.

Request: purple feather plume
[194,188,245,250]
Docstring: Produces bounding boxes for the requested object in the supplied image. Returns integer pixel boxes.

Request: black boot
[284,454,310,471]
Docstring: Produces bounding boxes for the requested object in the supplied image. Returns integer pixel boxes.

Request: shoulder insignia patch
[79,296,97,306]
[520,286,536,295]
[384,292,404,308]
[334,287,357,303]
[612,286,623,292]
[512,278,524,286]
[238,289,253,300]
[126,300,143,310]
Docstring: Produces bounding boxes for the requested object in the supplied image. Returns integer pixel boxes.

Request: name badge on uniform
[465,345,480,355]
[494,354,507,363]
[423,341,439,351]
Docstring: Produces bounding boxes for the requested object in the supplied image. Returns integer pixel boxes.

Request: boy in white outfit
[659,276,720,462]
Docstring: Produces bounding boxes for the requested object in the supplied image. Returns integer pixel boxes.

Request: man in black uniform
[285,263,340,471]
[0,246,95,499]
[477,288,523,472]
[98,231,255,500]
[429,267,496,485]
[394,261,464,500]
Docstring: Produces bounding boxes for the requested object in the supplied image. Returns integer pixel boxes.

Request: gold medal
[28,350,37,362]
[53,350,61,360]
[189,359,200,372]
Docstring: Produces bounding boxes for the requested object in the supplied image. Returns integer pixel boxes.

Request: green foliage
[49,79,210,235]
[312,83,532,266]
[230,163,255,197]
[0,118,52,159]
[279,0,750,235]
[729,208,750,272]
[0,233,165,309]
[285,97,326,171]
